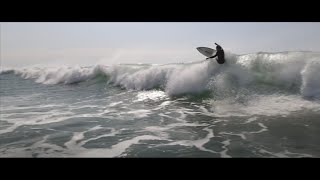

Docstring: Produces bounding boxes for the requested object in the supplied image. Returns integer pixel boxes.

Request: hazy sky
[1,22,320,67]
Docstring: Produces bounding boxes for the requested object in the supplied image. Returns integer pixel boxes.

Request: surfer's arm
[211,54,217,58]
[206,53,217,59]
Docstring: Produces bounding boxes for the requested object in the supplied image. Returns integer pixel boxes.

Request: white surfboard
[196,47,216,58]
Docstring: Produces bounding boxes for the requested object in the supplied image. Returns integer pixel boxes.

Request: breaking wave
[1,51,320,98]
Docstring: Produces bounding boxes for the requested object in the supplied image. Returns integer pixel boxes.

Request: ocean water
[1,51,320,157]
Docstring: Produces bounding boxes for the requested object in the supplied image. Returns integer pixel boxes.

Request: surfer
[206,43,225,64]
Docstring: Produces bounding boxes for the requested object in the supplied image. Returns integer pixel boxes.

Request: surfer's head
[216,45,222,50]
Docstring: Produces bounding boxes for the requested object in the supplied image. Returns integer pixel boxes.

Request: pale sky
[1,22,320,67]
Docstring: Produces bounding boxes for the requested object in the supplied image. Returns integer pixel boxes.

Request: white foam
[0,105,121,136]
[126,110,152,118]
[258,148,313,158]
[144,126,170,139]
[108,101,123,107]
[242,117,258,124]
[211,95,320,117]
[73,135,162,157]
[220,140,231,158]
[149,124,219,155]
[192,127,217,154]
[160,101,171,107]
[220,132,247,140]
[0,124,20,135]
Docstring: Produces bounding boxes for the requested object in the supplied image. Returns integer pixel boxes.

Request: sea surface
[1,51,320,157]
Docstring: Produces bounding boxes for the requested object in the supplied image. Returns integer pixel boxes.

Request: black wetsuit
[209,49,225,64]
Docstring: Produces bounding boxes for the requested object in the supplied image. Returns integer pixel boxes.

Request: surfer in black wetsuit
[206,43,225,64]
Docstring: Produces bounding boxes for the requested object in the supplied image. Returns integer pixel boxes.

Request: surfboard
[196,47,216,58]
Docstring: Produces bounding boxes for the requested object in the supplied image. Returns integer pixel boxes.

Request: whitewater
[1,51,320,157]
